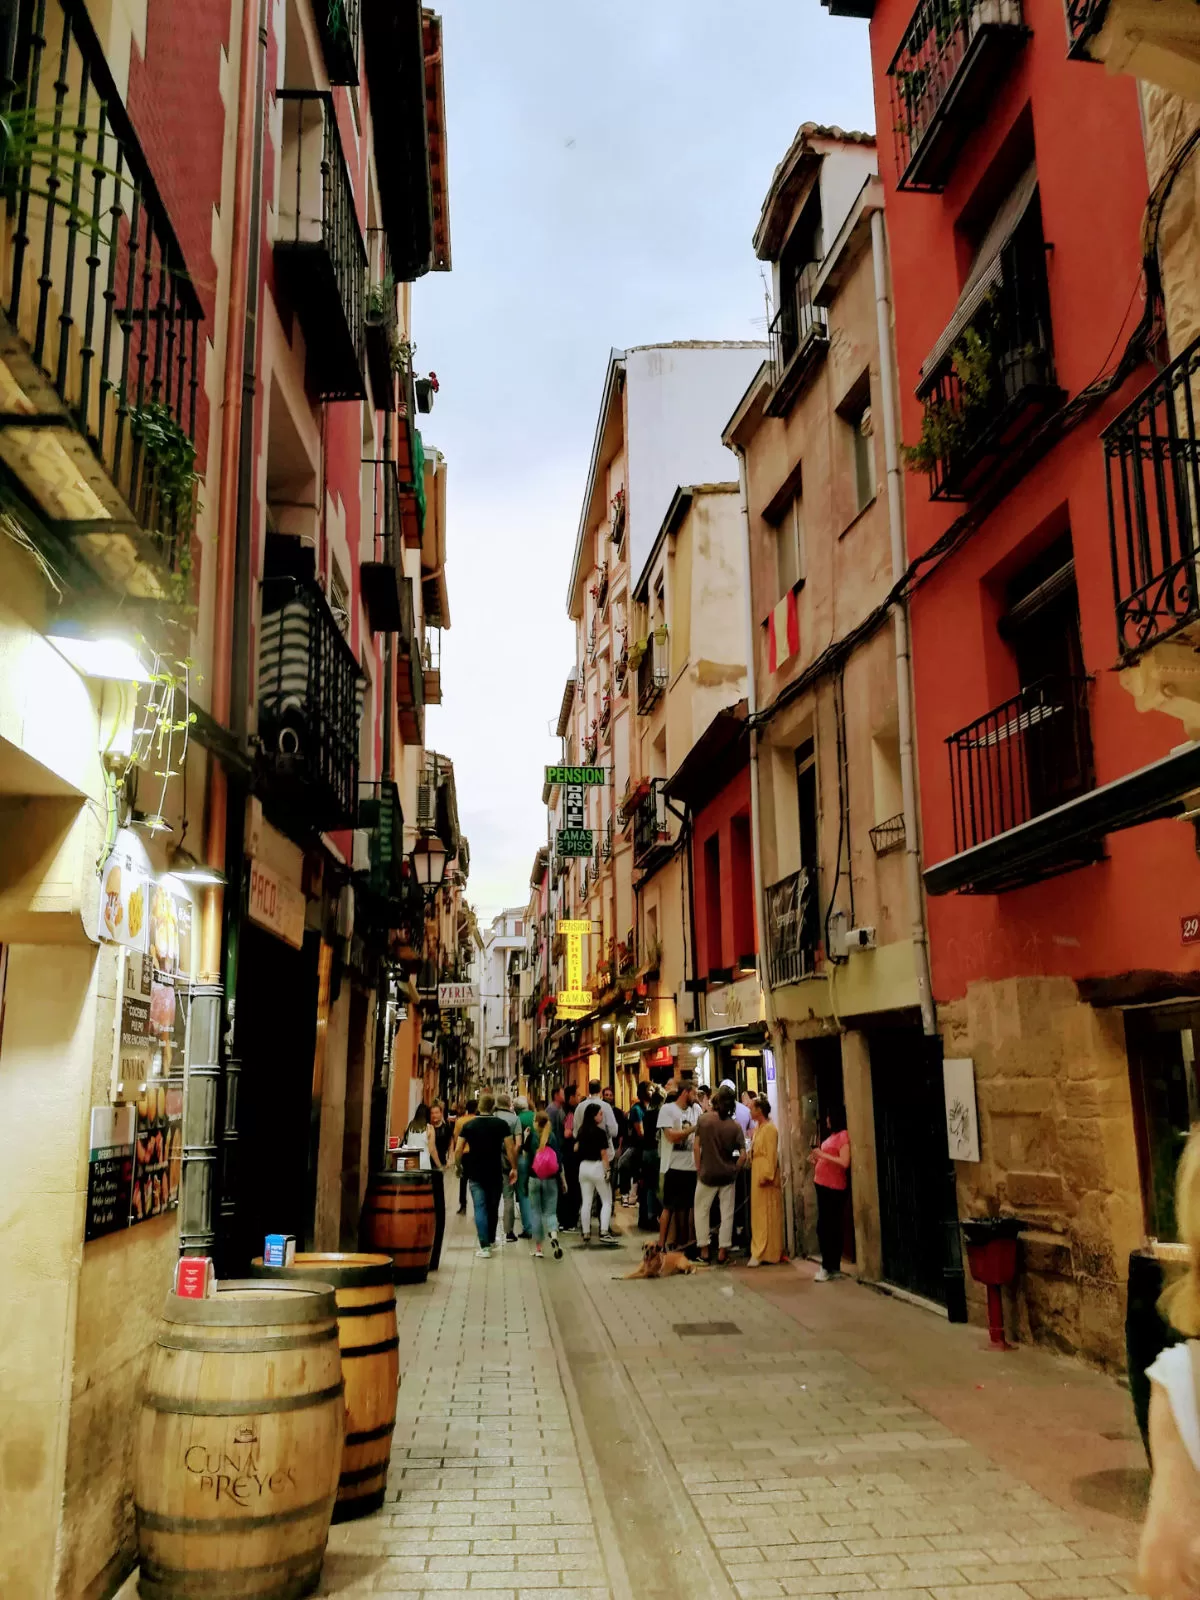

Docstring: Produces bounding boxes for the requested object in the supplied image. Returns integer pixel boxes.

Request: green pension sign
[545,765,608,786]
[556,828,595,857]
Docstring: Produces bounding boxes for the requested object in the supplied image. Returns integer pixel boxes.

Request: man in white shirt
[575,1078,619,1150]
[657,1081,700,1250]
[722,1078,753,1135]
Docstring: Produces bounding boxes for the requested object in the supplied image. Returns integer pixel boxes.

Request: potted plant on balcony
[614,626,629,690]
[584,720,599,762]
[365,274,395,326]
[609,485,626,545]
[599,692,612,735]
[628,636,647,671]
[903,323,994,479]
[414,371,439,412]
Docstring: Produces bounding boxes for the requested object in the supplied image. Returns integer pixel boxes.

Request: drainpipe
[870,206,937,1038]
[200,0,267,977]
[735,444,797,1260]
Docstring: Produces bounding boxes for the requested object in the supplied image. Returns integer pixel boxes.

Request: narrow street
[317,1218,1145,1600]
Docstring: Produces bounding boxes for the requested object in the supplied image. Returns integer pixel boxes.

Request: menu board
[85,1105,135,1241]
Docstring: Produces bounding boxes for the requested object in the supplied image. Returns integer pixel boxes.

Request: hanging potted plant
[414,371,439,412]
[628,636,647,670]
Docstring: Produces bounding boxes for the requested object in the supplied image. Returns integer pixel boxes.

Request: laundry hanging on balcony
[919,164,1038,384]
[766,587,800,674]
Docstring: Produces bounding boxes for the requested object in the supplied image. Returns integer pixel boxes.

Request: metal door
[870,1030,955,1306]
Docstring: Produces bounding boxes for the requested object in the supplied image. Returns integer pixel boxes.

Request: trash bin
[963,1216,1023,1350]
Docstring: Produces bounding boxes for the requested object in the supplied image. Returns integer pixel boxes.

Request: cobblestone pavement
[317,1212,1142,1600]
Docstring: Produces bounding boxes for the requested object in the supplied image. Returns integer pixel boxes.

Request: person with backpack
[526,1108,564,1259]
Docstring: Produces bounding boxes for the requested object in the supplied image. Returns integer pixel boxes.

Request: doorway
[870,1027,955,1305]
[1126,1003,1200,1242]
[229,923,321,1270]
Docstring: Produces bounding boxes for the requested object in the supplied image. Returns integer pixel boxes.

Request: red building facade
[839,0,1200,1362]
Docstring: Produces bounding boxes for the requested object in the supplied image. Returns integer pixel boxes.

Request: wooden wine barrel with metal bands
[134,1281,344,1600]
[247,1253,400,1523]
[360,1171,436,1284]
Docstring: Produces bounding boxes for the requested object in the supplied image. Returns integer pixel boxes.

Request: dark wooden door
[871,1030,952,1305]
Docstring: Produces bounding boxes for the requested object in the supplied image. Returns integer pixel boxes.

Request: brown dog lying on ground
[622,1242,708,1279]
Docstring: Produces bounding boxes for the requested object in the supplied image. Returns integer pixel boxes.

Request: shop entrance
[806,1035,855,1266]
[870,1028,954,1306]
[229,922,320,1269]
[1126,1002,1200,1242]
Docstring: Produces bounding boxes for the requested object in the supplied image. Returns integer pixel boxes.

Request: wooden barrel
[360,1171,436,1283]
[134,1280,343,1600]
[249,1253,399,1520]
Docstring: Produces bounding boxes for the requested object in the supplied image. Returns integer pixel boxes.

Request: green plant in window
[902,323,994,477]
[128,400,201,610]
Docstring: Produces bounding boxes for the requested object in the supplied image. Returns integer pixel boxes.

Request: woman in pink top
[809,1109,850,1282]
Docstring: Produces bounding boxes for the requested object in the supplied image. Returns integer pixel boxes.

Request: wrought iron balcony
[637,631,669,714]
[360,456,408,634]
[888,0,1027,193]
[423,627,442,703]
[316,0,361,85]
[632,779,672,869]
[915,245,1061,501]
[275,91,367,402]
[869,813,906,855]
[765,271,829,418]
[257,575,362,831]
[1105,334,1200,661]
[397,629,425,744]
[946,675,1100,874]
[764,870,818,988]
[601,817,613,861]
[364,228,398,412]
[0,0,203,599]
[1064,0,1107,53]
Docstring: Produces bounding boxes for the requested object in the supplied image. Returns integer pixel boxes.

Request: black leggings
[429,1171,446,1270]
[816,1183,846,1274]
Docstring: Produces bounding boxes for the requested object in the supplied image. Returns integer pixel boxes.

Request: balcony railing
[601,817,613,861]
[257,575,362,830]
[1,0,203,595]
[764,870,818,988]
[364,227,397,411]
[946,675,1096,858]
[360,456,406,634]
[869,813,906,855]
[1064,0,1108,55]
[915,242,1060,501]
[888,0,1027,193]
[632,778,672,868]
[275,91,367,402]
[1105,334,1200,661]
[637,631,669,714]
[766,270,829,417]
[315,0,361,85]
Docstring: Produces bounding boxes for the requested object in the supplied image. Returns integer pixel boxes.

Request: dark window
[731,814,756,965]
[838,374,875,517]
[1127,1006,1200,1241]
[796,739,820,952]
[704,833,723,974]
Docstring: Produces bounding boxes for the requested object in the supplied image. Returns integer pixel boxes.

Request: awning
[919,165,1038,388]
[617,1023,768,1065]
[925,739,1200,896]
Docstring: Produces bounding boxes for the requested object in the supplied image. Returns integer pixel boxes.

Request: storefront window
[1127,1006,1200,1243]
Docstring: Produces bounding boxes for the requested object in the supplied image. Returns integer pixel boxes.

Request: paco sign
[247,859,305,949]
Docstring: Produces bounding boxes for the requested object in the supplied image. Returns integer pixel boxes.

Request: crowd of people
[404,1076,853,1272]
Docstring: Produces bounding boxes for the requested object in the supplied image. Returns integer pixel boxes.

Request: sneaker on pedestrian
[551,1236,562,1259]
[747,1256,762,1269]
[476,1246,491,1259]
[814,1266,839,1282]
[599,1231,619,1244]
[533,1248,544,1259]
[505,1231,517,1243]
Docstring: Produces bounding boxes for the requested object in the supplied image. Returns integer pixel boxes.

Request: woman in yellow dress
[748,1097,785,1266]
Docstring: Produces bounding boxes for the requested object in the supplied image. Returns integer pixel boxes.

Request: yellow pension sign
[556,919,596,934]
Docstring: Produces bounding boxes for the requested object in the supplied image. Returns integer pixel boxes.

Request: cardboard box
[263,1233,296,1267]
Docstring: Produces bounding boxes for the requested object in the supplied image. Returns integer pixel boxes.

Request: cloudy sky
[416,1,875,922]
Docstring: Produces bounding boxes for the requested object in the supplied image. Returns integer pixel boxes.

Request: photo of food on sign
[130,1080,182,1223]
[150,885,180,975]
[97,846,150,952]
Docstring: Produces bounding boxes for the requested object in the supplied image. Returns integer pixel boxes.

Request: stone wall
[939,976,1143,1369]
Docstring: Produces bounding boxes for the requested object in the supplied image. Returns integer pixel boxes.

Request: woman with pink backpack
[527,1108,564,1259]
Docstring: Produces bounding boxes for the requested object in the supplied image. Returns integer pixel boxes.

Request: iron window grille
[764,870,817,988]
[275,91,367,402]
[1104,332,1200,662]
[2,0,203,580]
[257,575,363,830]
[888,0,1027,193]
[632,779,672,868]
[916,228,1059,502]
[946,674,1096,856]
[637,631,669,714]
[766,267,829,417]
[869,813,907,855]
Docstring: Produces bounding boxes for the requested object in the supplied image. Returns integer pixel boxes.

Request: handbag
[532,1144,560,1179]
